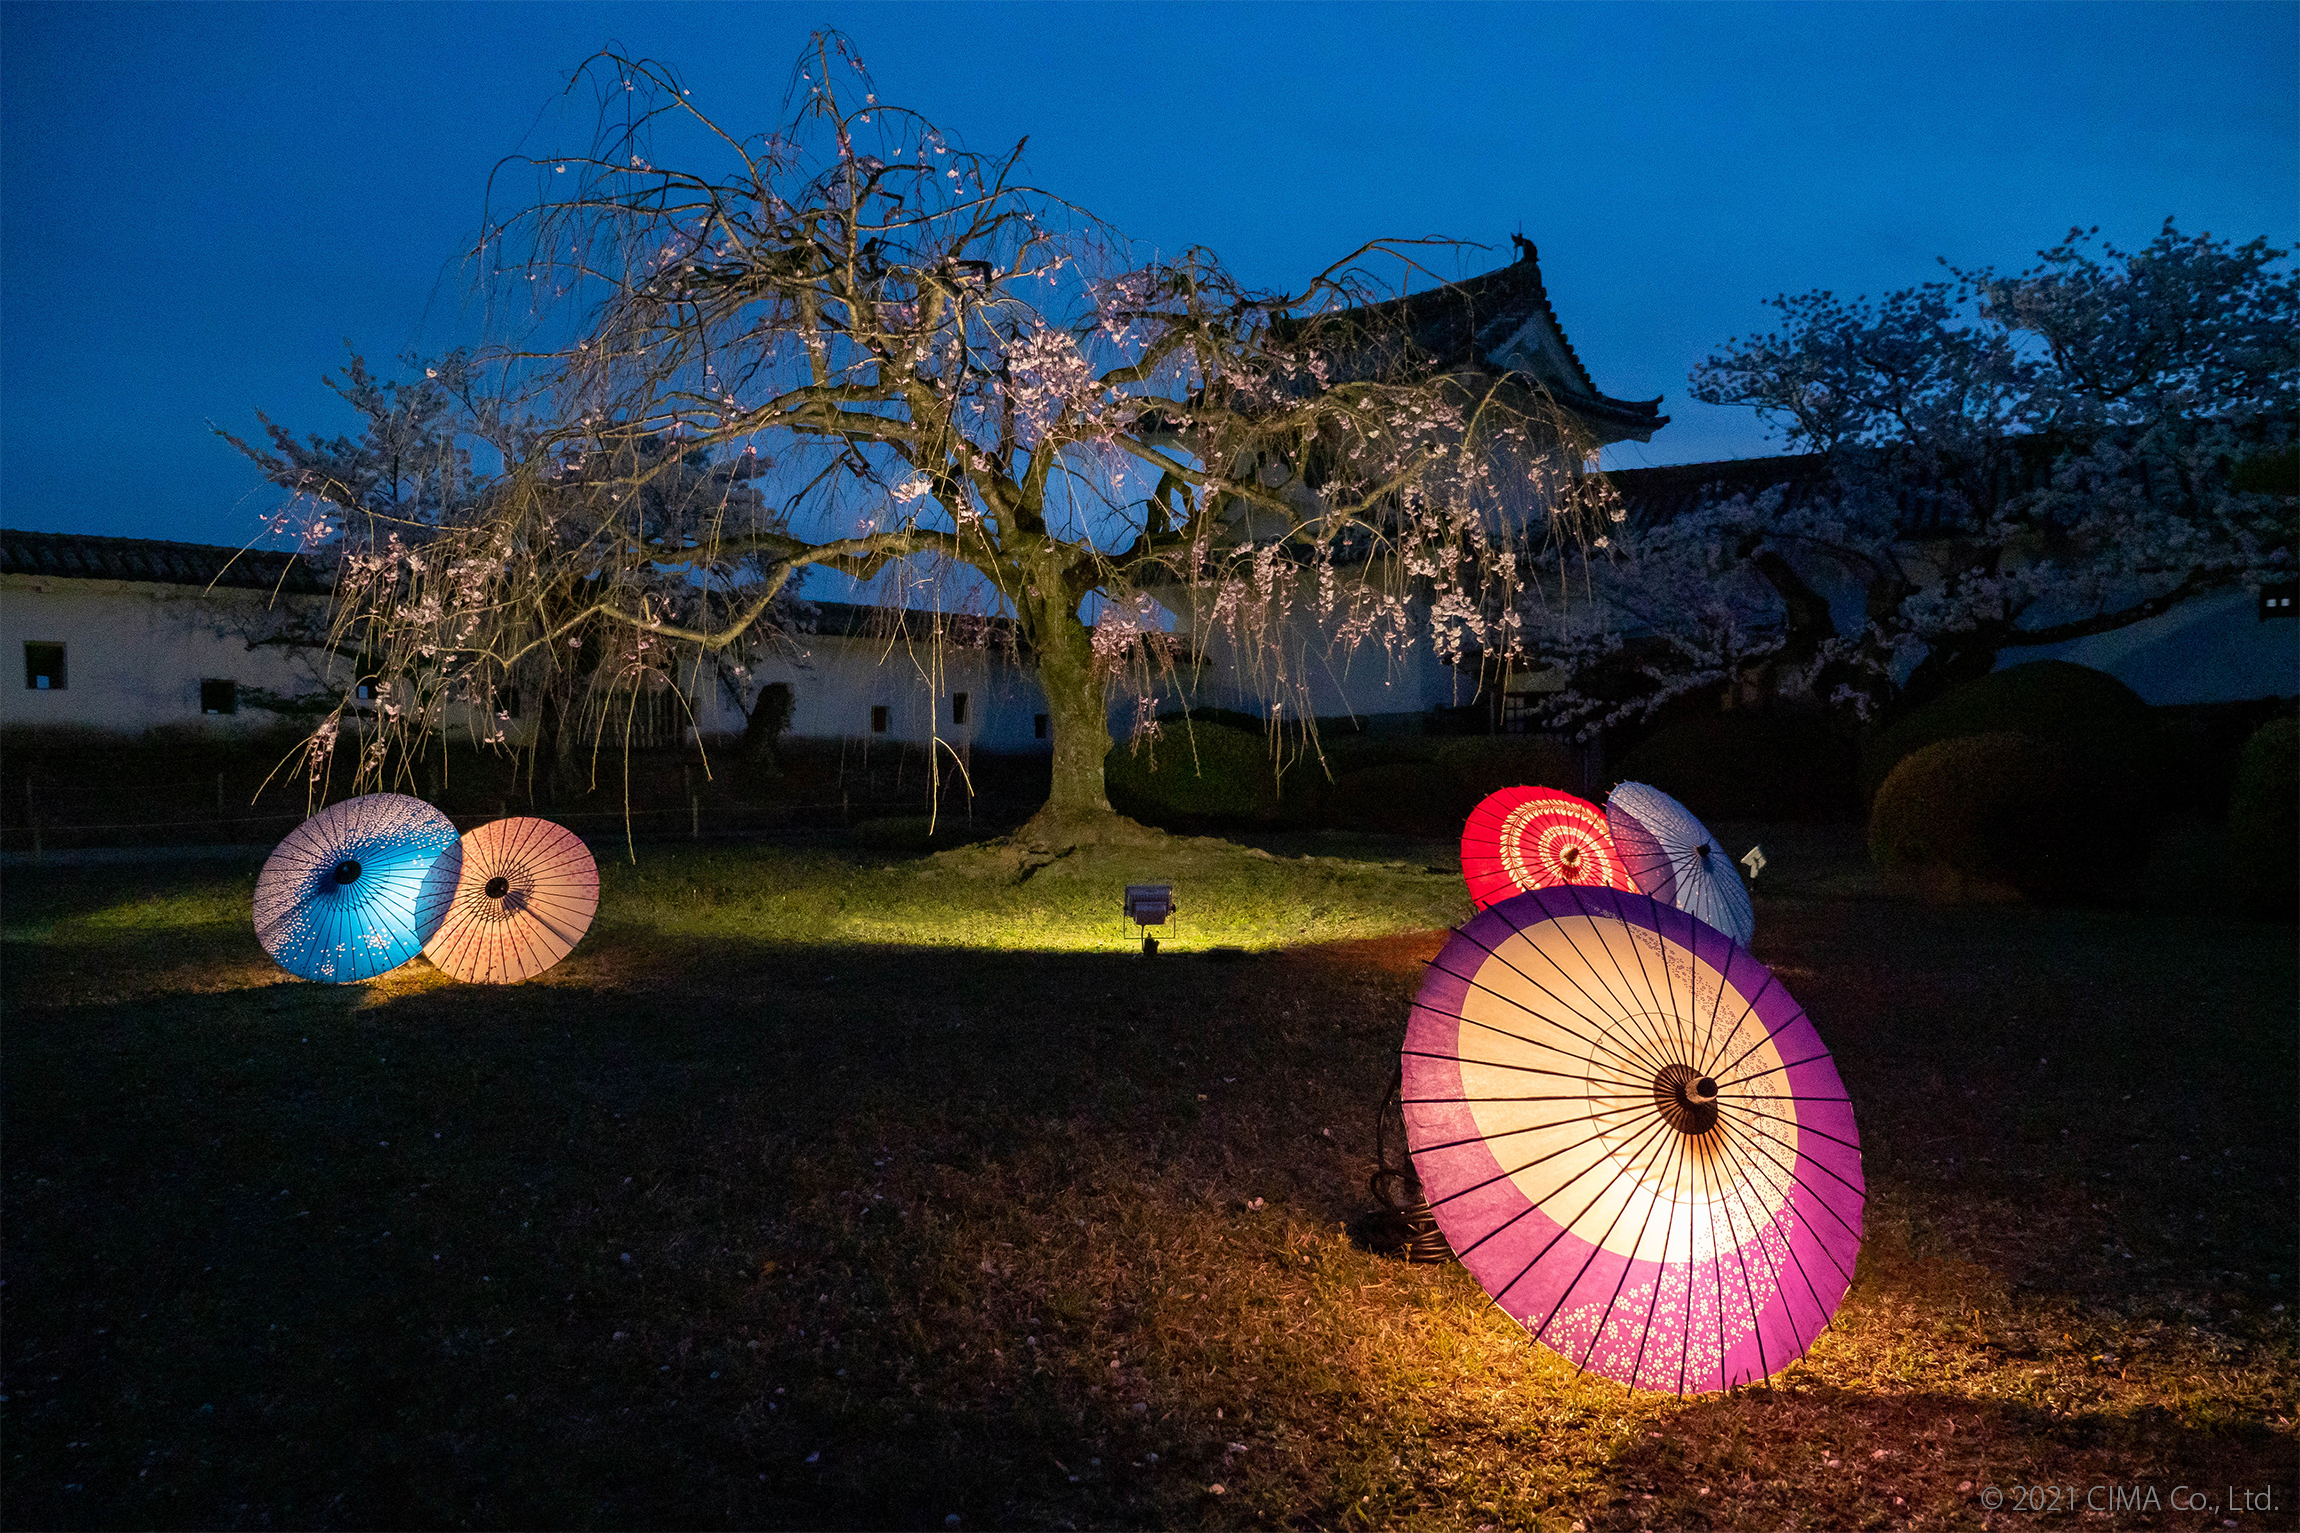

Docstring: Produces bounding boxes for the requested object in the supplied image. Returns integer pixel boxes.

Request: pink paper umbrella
[1460,786,1639,911]
[419,818,598,983]
[1403,884,1863,1393]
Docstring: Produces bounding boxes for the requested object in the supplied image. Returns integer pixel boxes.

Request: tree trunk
[1028,600,1114,822]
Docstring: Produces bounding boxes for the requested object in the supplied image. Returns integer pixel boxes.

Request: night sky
[3,1,2294,551]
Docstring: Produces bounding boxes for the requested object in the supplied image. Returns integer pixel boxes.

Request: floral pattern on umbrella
[1604,780,1756,946]
[1460,786,1639,912]
[1402,884,1862,1392]
[253,793,461,983]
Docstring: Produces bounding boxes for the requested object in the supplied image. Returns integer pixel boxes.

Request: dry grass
[1,830,2293,1530]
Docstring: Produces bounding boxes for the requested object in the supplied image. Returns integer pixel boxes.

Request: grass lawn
[2,827,2294,1530]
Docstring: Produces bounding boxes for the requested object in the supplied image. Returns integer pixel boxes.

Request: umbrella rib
[1696,972,1788,1082]
[1474,1111,1677,1310]
[1437,1107,1675,1268]
[1408,1098,1657,1157]
[1705,1117,1791,1382]
[1460,915,1675,1084]
[1710,1118,1774,1389]
[1540,893,1675,1070]
[1521,1110,1679,1352]
[1715,1051,1832,1091]
[1695,1126,1729,1394]
[1401,1049,1643,1090]
[1425,951,1664,1087]
[1706,1105,1865,1260]
[1627,1133,1688,1396]
[1432,938,1647,1068]
[1425,1098,1670,1223]
[1581,1111,1693,1385]
[1705,1115,1838,1352]
[1715,1099,1866,1166]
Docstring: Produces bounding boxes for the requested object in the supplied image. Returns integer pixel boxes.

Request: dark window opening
[355,679,377,703]
[951,692,969,726]
[1033,713,1049,740]
[23,641,65,690]
[870,704,890,734]
[2260,581,2297,620]
[201,679,239,715]
[500,687,522,719]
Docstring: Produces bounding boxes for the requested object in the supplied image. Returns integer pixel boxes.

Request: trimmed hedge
[1618,712,1858,822]
[1326,762,1460,837]
[1867,730,2130,900]
[1860,660,2156,805]
[1104,721,1280,824]
[1433,735,1586,803]
[2227,717,2298,918]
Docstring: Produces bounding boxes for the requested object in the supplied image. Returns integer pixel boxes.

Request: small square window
[200,679,239,715]
[870,704,890,734]
[23,641,65,690]
[1033,713,1049,740]
[355,680,377,703]
[951,692,969,726]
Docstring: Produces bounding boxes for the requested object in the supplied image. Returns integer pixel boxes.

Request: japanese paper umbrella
[1402,884,1862,1392]
[1460,786,1639,911]
[1605,781,1756,946]
[252,793,461,983]
[418,817,598,983]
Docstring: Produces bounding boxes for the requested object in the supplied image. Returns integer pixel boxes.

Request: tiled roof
[1275,243,1668,442]
[1605,455,1833,529]
[807,600,1026,651]
[0,527,333,595]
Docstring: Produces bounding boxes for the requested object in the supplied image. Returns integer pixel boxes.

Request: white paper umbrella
[253,793,461,983]
[1604,781,1756,945]
[418,817,598,983]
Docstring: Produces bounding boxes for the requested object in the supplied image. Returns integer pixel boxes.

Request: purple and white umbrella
[1402,884,1862,1393]
[1605,781,1756,946]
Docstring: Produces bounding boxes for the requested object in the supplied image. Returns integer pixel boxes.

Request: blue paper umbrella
[253,793,462,982]
[1603,780,1756,945]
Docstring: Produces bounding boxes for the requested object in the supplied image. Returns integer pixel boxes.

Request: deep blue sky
[3,1,2294,550]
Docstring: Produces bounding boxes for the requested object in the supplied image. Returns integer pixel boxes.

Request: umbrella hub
[1652,1062,1721,1136]
[332,859,362,886]
[484,875,511,900]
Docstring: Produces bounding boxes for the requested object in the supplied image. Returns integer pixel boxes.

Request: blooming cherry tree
[1531,220,2297,729]
[236,37,1603,842]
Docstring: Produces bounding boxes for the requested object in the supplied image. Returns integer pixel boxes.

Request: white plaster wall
[1997,587,2299,704]
[688,633,1057,751]
[1,576,340,735]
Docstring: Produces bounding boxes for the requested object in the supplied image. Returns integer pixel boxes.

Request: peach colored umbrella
[418,817,598,983]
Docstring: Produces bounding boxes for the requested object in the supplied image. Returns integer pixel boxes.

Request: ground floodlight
[253,793,461,983]
[1460,786,1639,911]
[1402,884,1863,1393]
[419,817,599,983]
[1125,883,1175,955]
[1605,781,1757,945]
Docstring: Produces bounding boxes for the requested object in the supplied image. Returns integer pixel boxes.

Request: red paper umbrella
[418,817,598,983]
[1461,787,1639,911]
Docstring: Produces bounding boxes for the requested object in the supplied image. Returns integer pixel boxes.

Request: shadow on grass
[4,874,2294,1530]
[1586,1383,2289,1531]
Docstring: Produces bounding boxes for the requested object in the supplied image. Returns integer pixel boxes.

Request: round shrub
[1104,721,1278,824]
[1618,712,1858,821]
[1860,660,2156,805]
[2226,716,2298,918]
[1867,731,2130,900]
[1434,735,1584,805]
